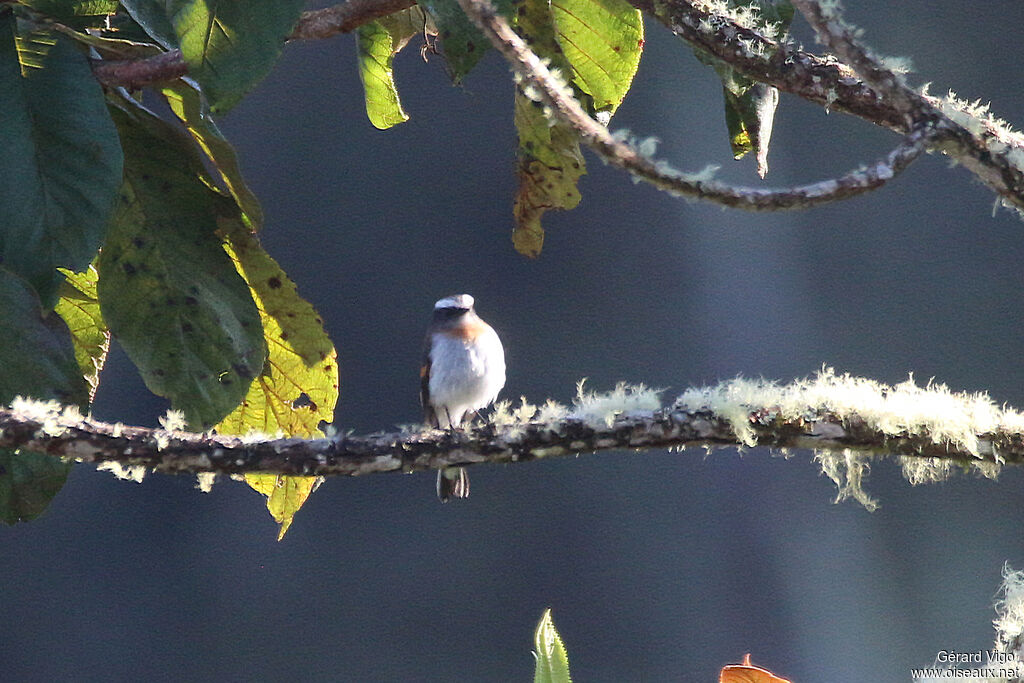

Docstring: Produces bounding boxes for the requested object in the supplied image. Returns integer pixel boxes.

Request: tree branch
[91,0,417,89]
[791,0,928,126]
[630,0,1024,214]
[82,0,1024,213]
[456,0,936,210]
[4,372,1024,480]
[289,0,417,40]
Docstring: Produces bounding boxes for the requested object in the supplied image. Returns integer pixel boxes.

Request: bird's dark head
[432,294,475,324]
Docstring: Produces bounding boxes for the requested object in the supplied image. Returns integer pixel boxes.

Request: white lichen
[922,85,1024,179]
[195,472,217,493]
[877,54,913,75]
[10,396,70,438]
[677,367,1023,505]
[569,380,663,428]
[158,409,187,432]
[239,428,282,444]
[96,460,147,483]
[536,399,570,423]
[994,563,1024,659]
[814,449,879,511]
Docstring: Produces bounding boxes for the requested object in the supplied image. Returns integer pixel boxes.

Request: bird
[420,294,506,501]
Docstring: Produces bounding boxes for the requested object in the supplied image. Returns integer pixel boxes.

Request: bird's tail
[436,467,469,502]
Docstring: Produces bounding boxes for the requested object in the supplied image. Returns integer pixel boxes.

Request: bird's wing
[420,334,436,426]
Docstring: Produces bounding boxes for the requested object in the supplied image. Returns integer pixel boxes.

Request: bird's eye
[439,307,467,320]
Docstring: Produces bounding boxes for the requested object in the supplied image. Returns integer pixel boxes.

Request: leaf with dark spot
[98,98,265,430]
[215,217,339,541]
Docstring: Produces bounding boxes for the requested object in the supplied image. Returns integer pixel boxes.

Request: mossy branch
[456,0,936,210]
[4,372,1024,488]
[86,0,1024,214]
[629,0,1024,214]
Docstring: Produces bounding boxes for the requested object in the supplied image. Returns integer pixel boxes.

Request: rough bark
[2,401,1020,477]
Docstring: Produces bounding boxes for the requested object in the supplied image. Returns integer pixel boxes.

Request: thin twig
[289,0,417,40]
[91,0,416,89]
[456,0,933,210]
[91,49,188,90]
[792,0,931,127]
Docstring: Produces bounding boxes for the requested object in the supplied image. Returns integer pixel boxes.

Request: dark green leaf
[0,13,123,306]
[98,100,266,429]
[0,265,88,526]
[420,0,513,83]
[17,1,119,20]
[161,80,264,229]
[550,0,643,114]
[0,449,72,525]
[0,266,89,407]
[165,0,305,112]
[13,23,57,74]
[120,0,180,49]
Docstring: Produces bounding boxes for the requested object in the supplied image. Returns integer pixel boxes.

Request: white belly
[428,327,505,428]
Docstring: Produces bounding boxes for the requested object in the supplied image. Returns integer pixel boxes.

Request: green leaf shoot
[0,13,123,306]
[165,0,305,113]
[534,609,573,683]
[723,81,779,178]
[98,100,266,429]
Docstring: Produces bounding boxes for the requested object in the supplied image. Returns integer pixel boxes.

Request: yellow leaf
[245,474,321,541]
[215,227,339,539]
[511,0,586,257]
[513,96,585,257]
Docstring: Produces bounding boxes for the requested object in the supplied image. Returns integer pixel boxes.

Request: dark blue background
[5,1,1024,680]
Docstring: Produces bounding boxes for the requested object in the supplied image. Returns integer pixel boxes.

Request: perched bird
[421,294,506,501]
